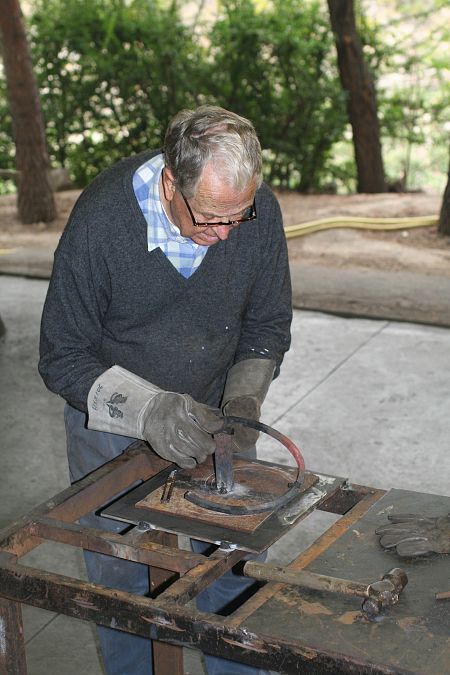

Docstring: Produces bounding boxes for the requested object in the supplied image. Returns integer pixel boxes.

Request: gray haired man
[40,106,292,675]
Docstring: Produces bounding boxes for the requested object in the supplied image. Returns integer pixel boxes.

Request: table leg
[0,596,27,674]
[150,532,184,675]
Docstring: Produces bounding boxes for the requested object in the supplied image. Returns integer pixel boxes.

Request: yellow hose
[284,214,438,239]
[0,216,439,254]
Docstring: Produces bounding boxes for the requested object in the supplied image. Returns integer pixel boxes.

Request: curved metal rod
[223,416,305,478]
[185,480,304,515]
[184,416,306,515]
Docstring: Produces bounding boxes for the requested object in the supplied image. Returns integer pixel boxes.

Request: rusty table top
[0,446,447,675]
[242,488,450,674]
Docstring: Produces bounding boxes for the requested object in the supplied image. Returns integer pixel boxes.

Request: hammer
[243,562,408,618]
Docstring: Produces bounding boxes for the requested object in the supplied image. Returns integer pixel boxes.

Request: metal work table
[0,443,448,674]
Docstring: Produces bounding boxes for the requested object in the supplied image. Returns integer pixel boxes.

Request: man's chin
[192,234,219,246]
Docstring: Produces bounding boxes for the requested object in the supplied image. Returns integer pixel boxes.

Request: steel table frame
[0,443,384,675]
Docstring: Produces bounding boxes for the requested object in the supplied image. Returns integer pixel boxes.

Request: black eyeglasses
[179,190,257,228]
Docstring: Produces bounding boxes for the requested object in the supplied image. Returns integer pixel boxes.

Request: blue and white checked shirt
[133,153,208,278]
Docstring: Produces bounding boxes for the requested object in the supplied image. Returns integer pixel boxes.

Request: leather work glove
[375,513,450,557]
[221,358,275,453]
[87,366,224,469]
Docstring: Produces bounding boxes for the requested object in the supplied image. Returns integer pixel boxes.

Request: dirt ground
[0,189,449,274]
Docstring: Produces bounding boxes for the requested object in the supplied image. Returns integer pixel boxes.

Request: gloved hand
[375,513,450,557]
[87,366,223,469]
[221,359,275,453]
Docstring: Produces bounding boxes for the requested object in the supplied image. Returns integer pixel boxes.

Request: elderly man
[39,105,292,675]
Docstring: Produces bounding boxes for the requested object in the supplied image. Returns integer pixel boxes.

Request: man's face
[162,164,257,247]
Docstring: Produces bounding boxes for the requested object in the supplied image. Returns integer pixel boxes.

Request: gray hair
[163,105,262,197]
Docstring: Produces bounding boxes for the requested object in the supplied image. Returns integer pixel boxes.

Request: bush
[207,0,347,191]
[0,0,381,192]
[24,0,349,190]
[29,0,207,185]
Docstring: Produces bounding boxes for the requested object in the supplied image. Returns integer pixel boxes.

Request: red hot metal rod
[223,416,305,481]
[185,417,306,515]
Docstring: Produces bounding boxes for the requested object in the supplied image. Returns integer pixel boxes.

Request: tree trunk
[0,0,56,223]
[327,0,387,193]
[438,161,450,236]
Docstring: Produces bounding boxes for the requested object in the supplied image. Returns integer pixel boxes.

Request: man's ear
[162,167,176,202]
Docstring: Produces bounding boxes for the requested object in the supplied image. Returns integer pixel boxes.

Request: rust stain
[72,594,99,611]
[298,598,333,616]
[141,615,184,632]
[337,611,360,625]
[278,592,300,609]
[278,589,333,615]
[222,637,267,653]
[398,616,420,630]
[292,645,318,660]
[397,617,434,640]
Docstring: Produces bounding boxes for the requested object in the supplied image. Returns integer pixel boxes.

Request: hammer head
[382,567,408,594]
[362,567,408,618]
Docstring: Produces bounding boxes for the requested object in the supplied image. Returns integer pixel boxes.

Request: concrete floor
[1,275,449,674]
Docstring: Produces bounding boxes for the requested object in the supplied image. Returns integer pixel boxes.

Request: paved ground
[1,274,449,674]
[288,227,450,327]
[1,187,450,329]
[2,222,450,328]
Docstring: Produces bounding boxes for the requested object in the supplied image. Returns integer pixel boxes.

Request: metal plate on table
[100,458,345,552]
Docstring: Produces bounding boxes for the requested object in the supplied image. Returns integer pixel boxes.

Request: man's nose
[212,225,231,240]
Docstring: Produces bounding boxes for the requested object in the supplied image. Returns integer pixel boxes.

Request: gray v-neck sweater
[39,150,292,411]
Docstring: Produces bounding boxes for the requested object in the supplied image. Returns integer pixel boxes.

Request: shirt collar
[135,153,199,250]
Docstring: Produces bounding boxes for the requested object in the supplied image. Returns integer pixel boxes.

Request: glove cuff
[87,365,163,438]
[222,358,275,409]
[222,395,261,421]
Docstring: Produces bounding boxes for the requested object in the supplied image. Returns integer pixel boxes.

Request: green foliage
[0,0,447,193]
[361,1,450,190]
[207,0,347,191]
[29,0,207,185]
[16,0,346,190]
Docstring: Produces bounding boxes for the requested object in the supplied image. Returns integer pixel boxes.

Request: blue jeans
[65,404,269,675]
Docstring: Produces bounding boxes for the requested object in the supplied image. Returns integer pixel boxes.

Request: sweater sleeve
[233,184,292,378]
[39,195,112,412]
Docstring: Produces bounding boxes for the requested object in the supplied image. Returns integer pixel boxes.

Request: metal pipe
[214,431,234,493]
